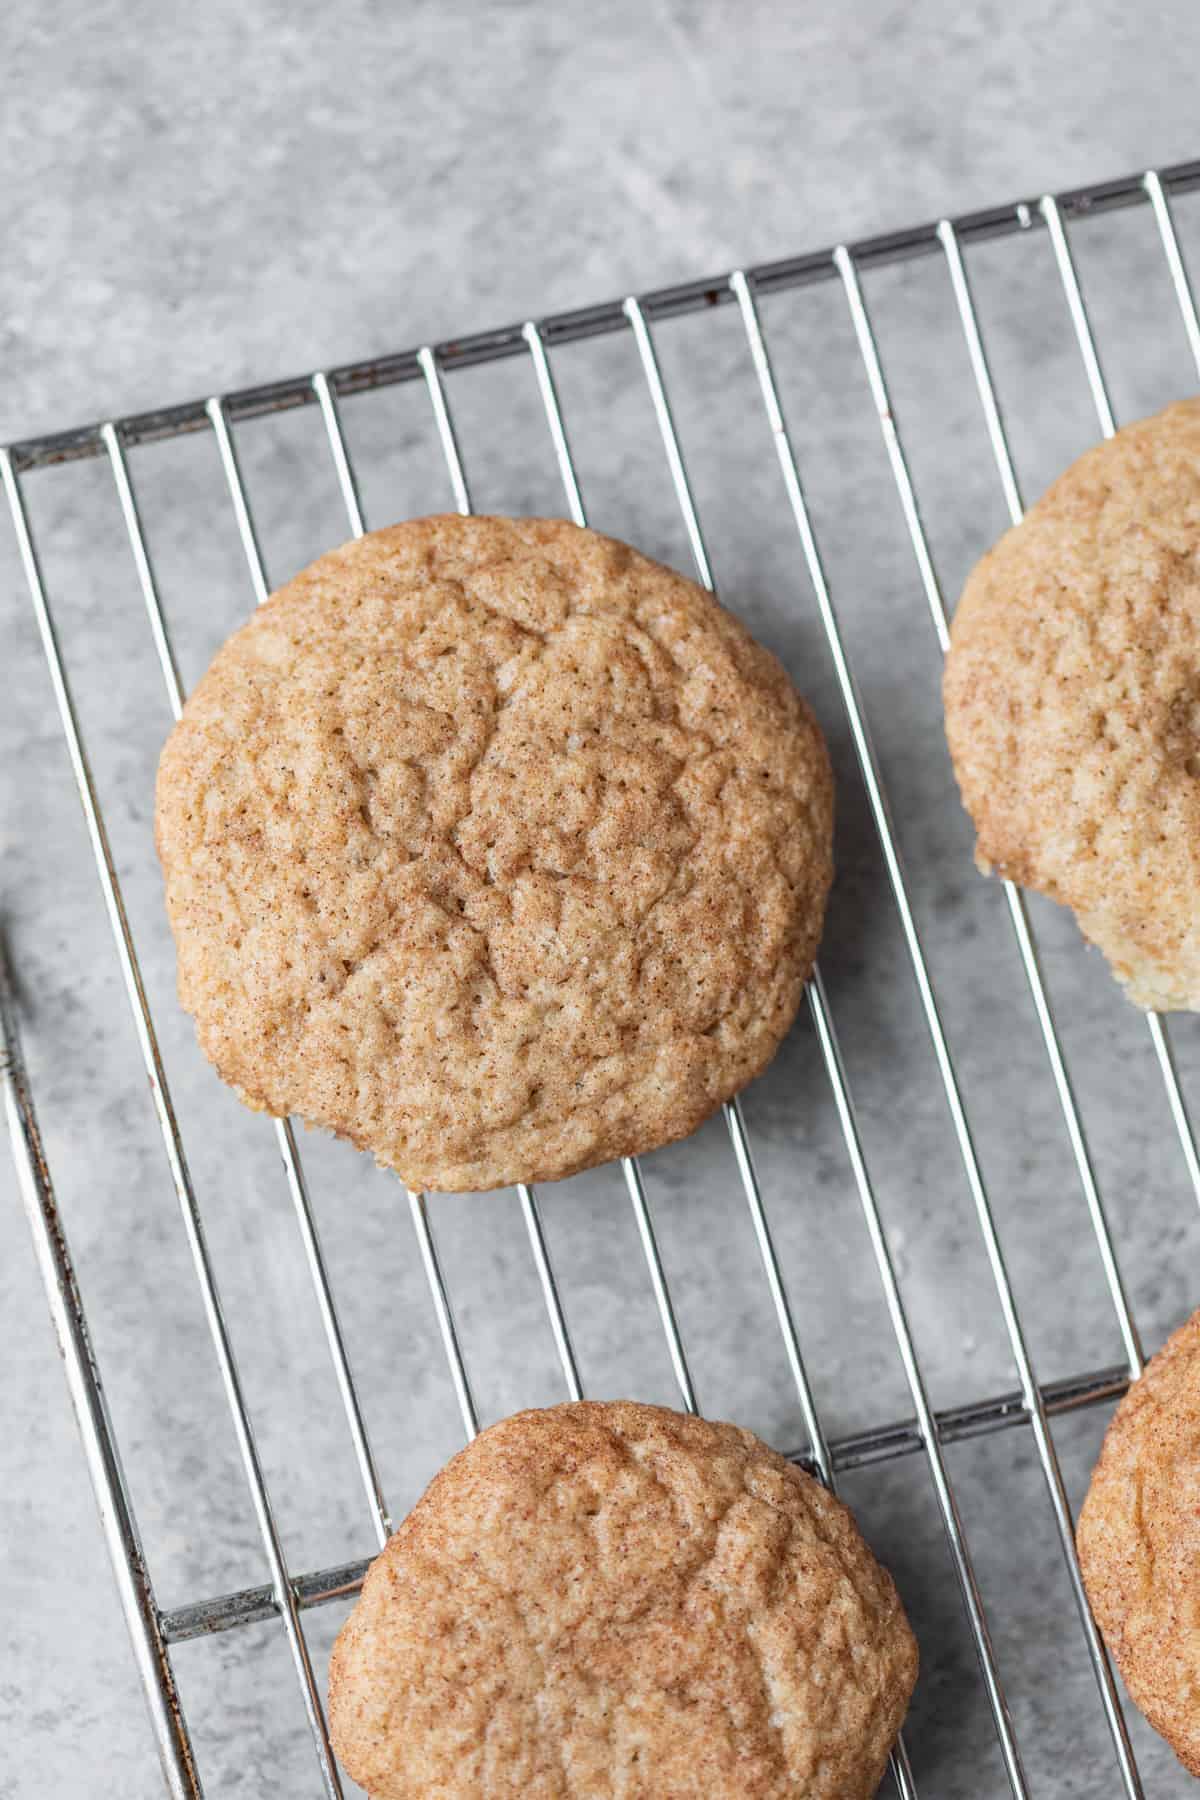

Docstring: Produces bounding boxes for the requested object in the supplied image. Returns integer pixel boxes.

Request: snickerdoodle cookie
[1078,1308,1200,1774]
[156,516,833,1192]
[328,1401,917,1799]
[944,399,1200,1009]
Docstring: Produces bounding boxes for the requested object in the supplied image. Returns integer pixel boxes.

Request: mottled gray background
[6,2,1200,1795]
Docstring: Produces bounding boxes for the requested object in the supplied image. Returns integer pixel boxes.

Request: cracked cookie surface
[1078,1309,1200,1775]
[328,1400,917,1799]
[156,516,833,1190]
[944,399,1200,1009]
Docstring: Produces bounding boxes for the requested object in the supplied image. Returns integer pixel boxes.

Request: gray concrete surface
[5,2,1200,1794]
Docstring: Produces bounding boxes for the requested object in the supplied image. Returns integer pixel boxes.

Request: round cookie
[1078,1309,1200,1774]
[944,399,1200,1010]
[156,515,833,1192]
[328,1401,917,1799]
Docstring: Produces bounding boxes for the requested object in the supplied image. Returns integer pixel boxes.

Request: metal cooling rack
[6,156,1200,1798]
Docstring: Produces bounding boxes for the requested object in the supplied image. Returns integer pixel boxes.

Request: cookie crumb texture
[156,517,833,1191]
[1078,1309,1200,1776]
[329,1402,917,1799]
[944,399,1200,1010]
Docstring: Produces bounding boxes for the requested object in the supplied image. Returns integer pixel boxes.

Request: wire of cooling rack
[0,945,201,1797]
[812,233,1142,1790]
[138,1358,1130,1643]
[1,457,345,1795]
[520,306,925,1796]
[524,300,966,1800]
[7,159,1200,1797]
[618,291,1016,1795]
[104,418,393,1549]
[9,158,1200,478]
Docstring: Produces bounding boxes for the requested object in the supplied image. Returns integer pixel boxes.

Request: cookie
[1078,1309,1200,1774]
[156,516,833,1191]
[944,399,1200,1009]
[328,1400,917,1798]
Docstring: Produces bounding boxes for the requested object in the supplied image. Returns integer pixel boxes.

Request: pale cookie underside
[156,516,834,1190]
